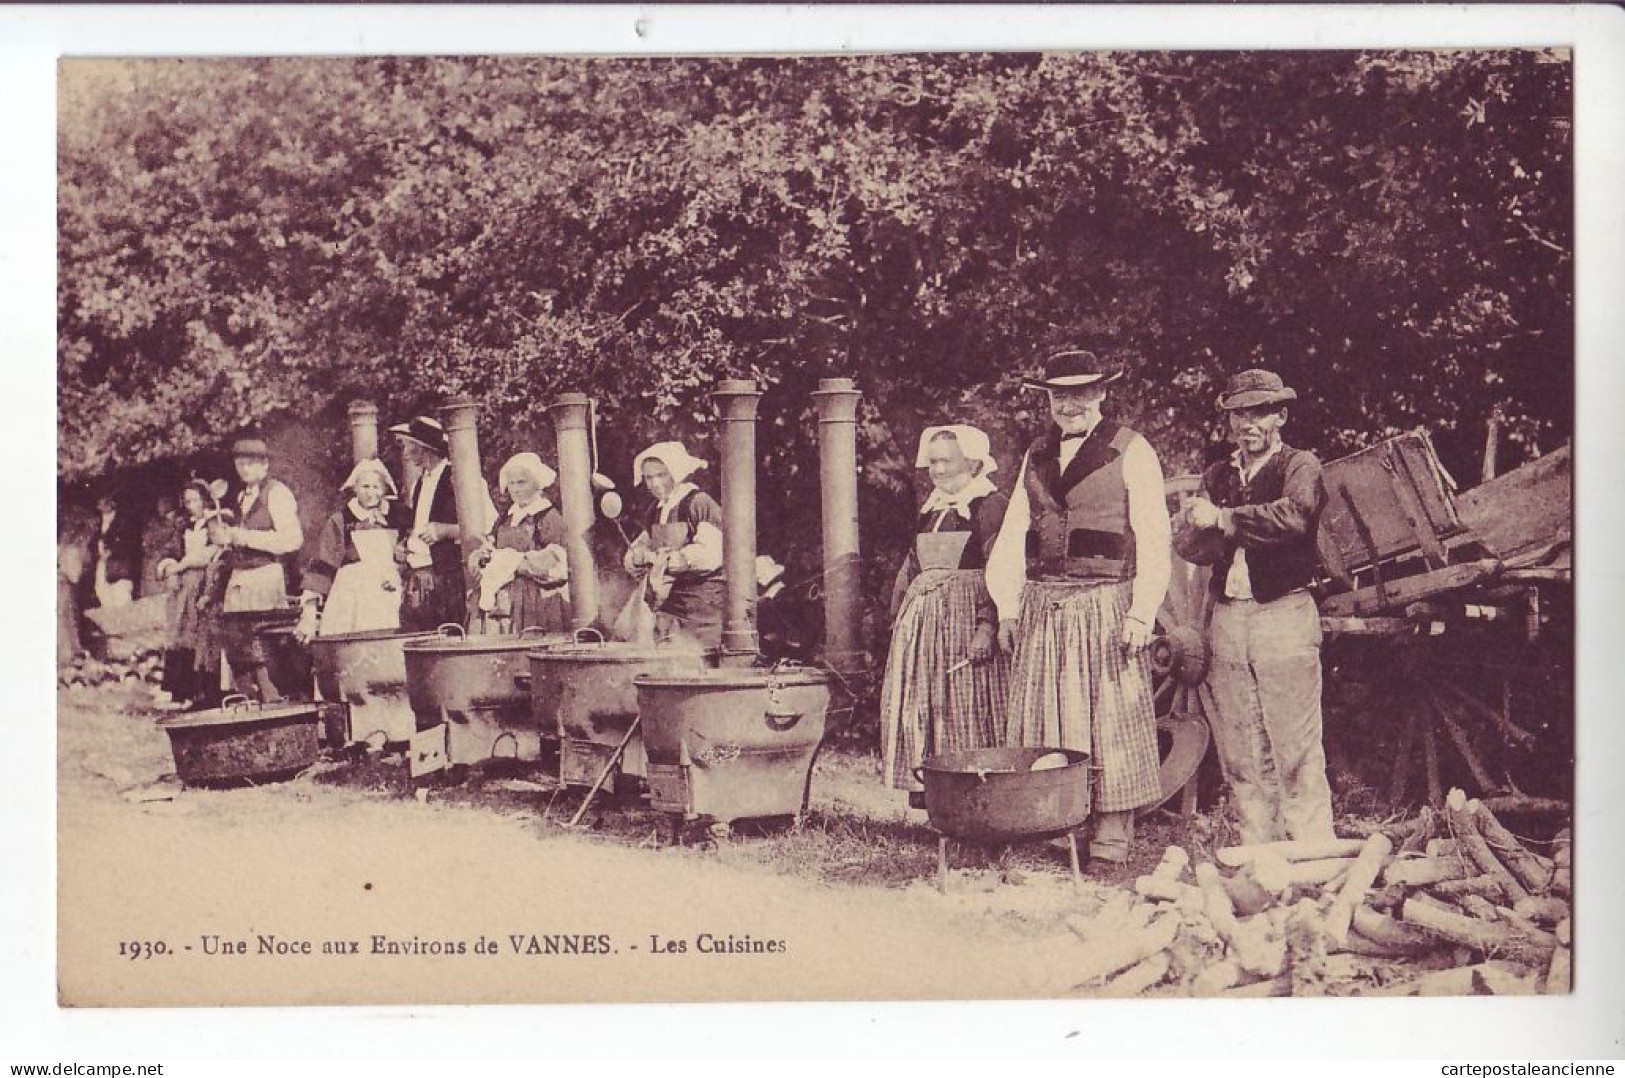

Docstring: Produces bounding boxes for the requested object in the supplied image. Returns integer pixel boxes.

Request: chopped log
[1220,975,1289,998]
[1400,894,1555,967]
[1133,846,1192,902]
[1429,875,1506,903]
[1548,868,1572,900]
[1445,789,1530,904]
[1221,867,1274,917]
[1494,906,1556,946]
[1457,894,1501,921]
[1216,838,1366,867]
[1348,906,1442,957]
[1286,857,1356,888]
[1425,838,1463,860]
[1511,897,1569,927]
[1384,855,1471,888]
[1438,680,1535,749]
[1098,952,1171,998]
[1407,961,1538,997]
[1191,958,1242,994]
[1555,918,1571,947]
[1071,913,1180,987]
[1324,833,1394,947]
[1249,851,1295,896]
[1393,806,1437,855]
[1480,795,1569,817]
[1195,863,1285,977]
[1544,945,1572,995]
[1552,828,1572,869]
[1472,801,1556,896]
[1284,899,1331,997]
[1367,881,1408,912]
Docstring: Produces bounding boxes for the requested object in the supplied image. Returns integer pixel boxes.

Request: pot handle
[436,623,466,638]
[519,625,559,638]
[911,766,926,784]
[221,693,252,712]
[573,627,605,644]
[764,710,802,732]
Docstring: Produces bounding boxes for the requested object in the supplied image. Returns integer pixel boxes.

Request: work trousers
[1199,590,1335,846]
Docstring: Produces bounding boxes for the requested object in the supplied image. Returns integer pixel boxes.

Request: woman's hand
[969,622,997,664]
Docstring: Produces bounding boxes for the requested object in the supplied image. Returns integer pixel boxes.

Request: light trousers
[1199,590,1335,846]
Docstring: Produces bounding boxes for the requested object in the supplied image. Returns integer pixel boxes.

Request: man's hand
[1186,497,1221,530]
[997,618,1019,654]
[969,622,997,663]
[1121,615,1153,652]
[293,602,320,645]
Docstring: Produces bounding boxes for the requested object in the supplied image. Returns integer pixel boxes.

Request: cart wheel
[1143,482,1216,814]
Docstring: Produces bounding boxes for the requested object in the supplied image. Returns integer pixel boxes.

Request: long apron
[878,528,1009,791]
[649,520,724,648]
[320,529,404,636]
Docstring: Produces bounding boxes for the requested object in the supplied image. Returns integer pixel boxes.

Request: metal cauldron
[308,627,438,747]
[157,695,322,787]
[634,665,830,829]
[402,624,572,765]
[916,747,1092,843]
[527,629,715,789]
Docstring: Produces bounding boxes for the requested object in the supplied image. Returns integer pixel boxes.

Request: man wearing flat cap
[390,415,495,630]
[211,434,304,698]
[1174,368,1334,845]
[985,349,1172,867]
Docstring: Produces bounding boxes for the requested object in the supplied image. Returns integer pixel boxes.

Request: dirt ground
[56,679,1417,1007]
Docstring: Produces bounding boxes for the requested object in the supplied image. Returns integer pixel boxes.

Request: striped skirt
[879,569,1009,791]
[1005,578,1160,813]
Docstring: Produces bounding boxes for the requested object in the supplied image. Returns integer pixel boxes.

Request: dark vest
[1201,445,1323,603]
[232,479,294,573]
[914,492,1005,571]
[1023,421,1137,582]
[646,488,723,585]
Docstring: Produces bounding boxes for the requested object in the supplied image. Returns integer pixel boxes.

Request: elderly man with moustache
[985,350,1172,868]
[1175,368,1334,846]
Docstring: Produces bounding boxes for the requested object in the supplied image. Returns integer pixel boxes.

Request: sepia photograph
[15,3,1625,1062]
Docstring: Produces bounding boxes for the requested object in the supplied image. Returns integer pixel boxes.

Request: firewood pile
[59,648,165,689]
[1070,788,1571,998]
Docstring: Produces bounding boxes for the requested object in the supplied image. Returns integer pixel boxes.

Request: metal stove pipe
[439,397,489,569]
[811,377,865,680]
[712,379,763,665]
[549,392,600,630]
[346,400,379,465]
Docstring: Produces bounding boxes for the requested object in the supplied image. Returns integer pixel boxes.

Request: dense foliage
[59,52,1572,633]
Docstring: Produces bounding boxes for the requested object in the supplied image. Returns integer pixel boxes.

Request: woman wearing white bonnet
[295,458,411,641]
[877,424,1012,806]
[622,440,726,648]
[470,452,571,634]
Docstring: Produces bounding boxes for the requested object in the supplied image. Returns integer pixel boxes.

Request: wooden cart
[1150,429,1572,813]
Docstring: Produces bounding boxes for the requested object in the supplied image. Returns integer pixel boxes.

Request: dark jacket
[1175,443,1326,603]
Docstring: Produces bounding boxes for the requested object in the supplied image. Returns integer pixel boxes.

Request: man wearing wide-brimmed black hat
[1174,368,1334,845]
[985,349,1172,868]
[390,415,494,629]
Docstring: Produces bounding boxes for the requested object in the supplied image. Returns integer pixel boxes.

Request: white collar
[920,475,997,520]
[507,496,553,524]
[348,497,391,525]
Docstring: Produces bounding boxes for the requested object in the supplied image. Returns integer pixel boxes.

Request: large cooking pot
[402,624,573,765]
[527,630,714,787]
[917,747,1092,843]
[309,627,438,747]
[157,695,322,787]
[634,665,830,826]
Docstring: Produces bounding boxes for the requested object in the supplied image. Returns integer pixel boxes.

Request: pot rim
[920,746,1090,775]
[529,643,715,664]
[158,702,323,731]
[633,667,830,689]
[310,628,443,647]
[402,632,573,656]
